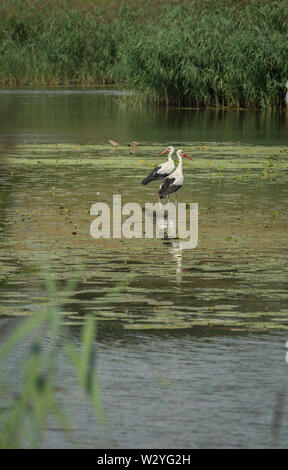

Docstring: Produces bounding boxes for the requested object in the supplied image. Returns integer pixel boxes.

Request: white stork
[158,149,193,199]
[141,146,175,185]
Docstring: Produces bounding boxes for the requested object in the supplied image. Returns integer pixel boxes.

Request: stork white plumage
[158,149,193,199]
[141,146,175,185]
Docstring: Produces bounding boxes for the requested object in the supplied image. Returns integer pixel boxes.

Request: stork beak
[183,153,194,160]
[159,149,169,156]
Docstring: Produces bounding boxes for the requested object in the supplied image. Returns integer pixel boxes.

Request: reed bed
[0,0,287,107]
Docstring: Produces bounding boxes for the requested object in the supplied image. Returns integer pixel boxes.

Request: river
[0,88,287,448]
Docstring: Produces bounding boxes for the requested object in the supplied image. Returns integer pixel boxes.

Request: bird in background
[158,149,193,200]
[141,146,175,185]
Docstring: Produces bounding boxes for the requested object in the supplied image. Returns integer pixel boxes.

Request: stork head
[177,149,193,161]
[159,145,174,156]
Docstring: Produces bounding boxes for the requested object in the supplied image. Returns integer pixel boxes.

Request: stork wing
[141,165,161,185]
[158,177,176,199]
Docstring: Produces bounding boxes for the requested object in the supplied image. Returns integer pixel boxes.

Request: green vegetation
[0,0,287,108]
[0,261,103,448]
[0,253,131,448]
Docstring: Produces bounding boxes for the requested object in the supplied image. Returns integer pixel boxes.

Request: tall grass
[117,0,288,108]
[0,257,131,448]
[0,0,122,86]
[0,263,98,448]
[0,0,287,108]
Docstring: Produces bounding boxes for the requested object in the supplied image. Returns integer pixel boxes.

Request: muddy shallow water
[0,89,288,448]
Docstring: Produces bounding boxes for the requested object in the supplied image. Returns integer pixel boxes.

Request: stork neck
[168,149,174,161]
[177,156,183,171]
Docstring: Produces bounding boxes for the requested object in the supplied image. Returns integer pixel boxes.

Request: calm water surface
[0,88,287,145]
[0,89,288,448]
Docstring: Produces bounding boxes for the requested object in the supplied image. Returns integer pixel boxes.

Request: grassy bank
[0,0,287,108]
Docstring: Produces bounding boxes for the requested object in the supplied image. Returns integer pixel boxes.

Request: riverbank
[0,0,287,108]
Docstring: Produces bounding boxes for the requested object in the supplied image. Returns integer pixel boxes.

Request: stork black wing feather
[141,165,161,185]
[158,177,175,199]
